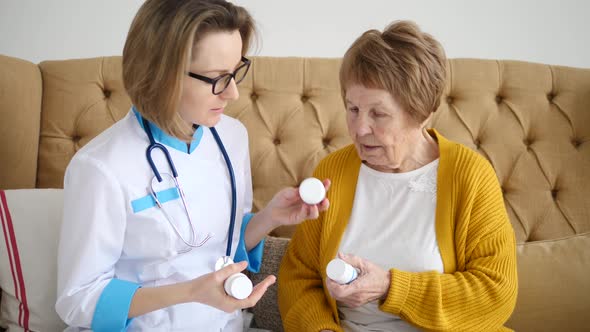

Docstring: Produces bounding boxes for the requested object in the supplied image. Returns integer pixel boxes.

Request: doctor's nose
[220,78,239,101]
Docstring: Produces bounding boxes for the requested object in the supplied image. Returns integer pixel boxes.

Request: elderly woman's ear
[422,129,439,152]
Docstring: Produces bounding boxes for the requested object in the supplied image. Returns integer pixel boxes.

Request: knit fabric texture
[278,130,518,332]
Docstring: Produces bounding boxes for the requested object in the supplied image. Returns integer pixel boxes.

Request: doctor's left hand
[264,178,331,226]
[189,261,276,313]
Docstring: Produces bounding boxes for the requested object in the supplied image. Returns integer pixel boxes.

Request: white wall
[1,0,588,68]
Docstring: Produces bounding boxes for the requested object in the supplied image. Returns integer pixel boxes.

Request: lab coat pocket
[126,188,182,259]
[130,187,181,214]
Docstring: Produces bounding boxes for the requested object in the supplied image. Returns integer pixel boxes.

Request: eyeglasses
[188,56,251,95]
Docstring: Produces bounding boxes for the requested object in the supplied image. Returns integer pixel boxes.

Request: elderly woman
[278,20,517,332]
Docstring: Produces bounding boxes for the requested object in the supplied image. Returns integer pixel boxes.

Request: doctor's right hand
[188,261,276,313]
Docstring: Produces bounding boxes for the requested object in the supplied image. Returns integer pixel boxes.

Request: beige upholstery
[36,57,131,190]
[506,232,590,331]
[0,54,589,331]
[432,60,590,243]
[0,55,42,189]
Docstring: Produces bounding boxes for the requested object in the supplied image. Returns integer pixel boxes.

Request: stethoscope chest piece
[215,256,234,271]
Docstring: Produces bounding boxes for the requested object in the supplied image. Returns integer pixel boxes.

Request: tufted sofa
[0,54,589,331]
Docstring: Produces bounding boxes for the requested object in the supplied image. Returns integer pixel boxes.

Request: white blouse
[337,159,443,332]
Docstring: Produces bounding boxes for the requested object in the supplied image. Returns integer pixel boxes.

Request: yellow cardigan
[278,130,517,332]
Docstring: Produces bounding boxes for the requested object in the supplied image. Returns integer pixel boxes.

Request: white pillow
[0,189,66,332]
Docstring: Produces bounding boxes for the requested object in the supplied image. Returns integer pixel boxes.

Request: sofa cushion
[253,233,590,332]
[249,236,289,332]
[0,189,66,331]
[506,232,590,331]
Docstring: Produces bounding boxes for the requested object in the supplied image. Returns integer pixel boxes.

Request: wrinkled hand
[265,178,331,226]
[189,261,276,313]
[325,253,391,308]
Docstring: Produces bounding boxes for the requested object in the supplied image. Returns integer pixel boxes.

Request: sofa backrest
[0,55,42,189]
[1,55,589,242]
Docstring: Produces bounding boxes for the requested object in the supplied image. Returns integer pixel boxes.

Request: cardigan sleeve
[379,157,518,331]
[278,167,342,332]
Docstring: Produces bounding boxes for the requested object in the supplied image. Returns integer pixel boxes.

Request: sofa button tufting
[547,93,555,102]
[273,138,281,145]
[495,96,503,104]
[474,139,481,148]
[322,138,330,148]
[250,93,258,101]
[572,139,582,148]
[301,95,309,102]
[551,189,558,199]
[103,90,111,98]
[446,96,453,104]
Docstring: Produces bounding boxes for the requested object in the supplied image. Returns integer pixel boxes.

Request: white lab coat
[56,110,257,331]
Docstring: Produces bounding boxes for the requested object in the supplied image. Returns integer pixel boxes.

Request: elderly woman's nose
[353,114,372,136]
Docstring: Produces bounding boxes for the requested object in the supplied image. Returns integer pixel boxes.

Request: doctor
[55,0,329,331]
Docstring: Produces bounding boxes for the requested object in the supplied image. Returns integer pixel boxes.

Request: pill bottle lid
[326,258,355,284]
[299,177,326,205]
[225,273,253,300]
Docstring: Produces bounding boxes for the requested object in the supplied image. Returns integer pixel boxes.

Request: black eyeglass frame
[188,56,251,95]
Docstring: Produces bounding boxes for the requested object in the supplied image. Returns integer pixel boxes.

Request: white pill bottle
[216,257,253,300]
[326,258,358,284]
[224,272,253,300]
[299,177,326,205]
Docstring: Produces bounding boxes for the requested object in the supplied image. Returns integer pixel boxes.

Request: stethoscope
[142,117,237,263]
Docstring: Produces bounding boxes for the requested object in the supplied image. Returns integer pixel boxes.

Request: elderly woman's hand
[265,178,331,226]
[325,253,391,308]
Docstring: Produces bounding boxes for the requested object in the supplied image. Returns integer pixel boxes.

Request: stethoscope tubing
[210,127,237,258]
[142,117,237,257]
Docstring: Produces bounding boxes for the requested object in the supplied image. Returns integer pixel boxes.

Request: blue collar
[132,106,204,154]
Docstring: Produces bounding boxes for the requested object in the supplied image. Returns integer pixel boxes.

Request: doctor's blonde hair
[122,0,255,141]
